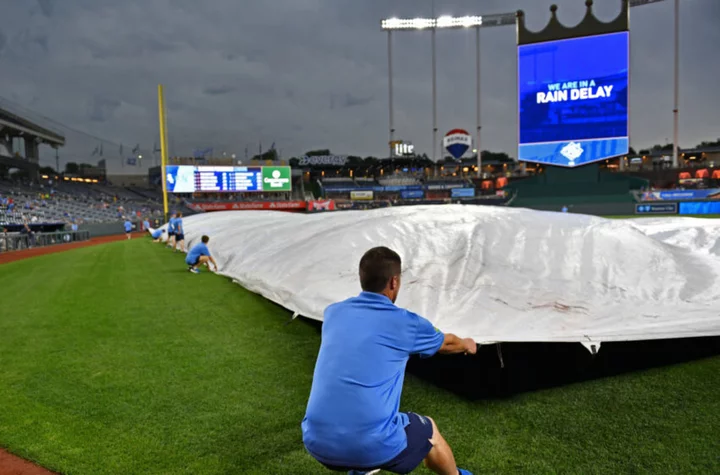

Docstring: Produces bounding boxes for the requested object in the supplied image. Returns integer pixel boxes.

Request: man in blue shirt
[185,235,217,274]
[172,212,185,253]
[302,247,476,475]
[123,219,133,239]
[166,213,177,248]
[150,228,165,242]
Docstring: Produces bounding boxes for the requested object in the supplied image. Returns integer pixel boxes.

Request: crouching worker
[301,246,476,475]
[150,228,165,242]
[186,235,217,274]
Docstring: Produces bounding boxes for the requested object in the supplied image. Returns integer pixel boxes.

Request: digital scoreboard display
[165,166,291,193]
[517,31,629,167]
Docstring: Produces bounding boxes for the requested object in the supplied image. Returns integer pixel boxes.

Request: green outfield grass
[0,239,719,474]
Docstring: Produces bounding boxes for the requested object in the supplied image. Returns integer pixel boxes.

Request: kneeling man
[149,228,165,242]
[186,235,217,274]
[302,246,476,475]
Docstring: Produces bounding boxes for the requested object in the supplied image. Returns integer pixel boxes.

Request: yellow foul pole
[157,84,170,222]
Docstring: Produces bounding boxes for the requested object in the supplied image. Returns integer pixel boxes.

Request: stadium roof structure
[0,105,65,147]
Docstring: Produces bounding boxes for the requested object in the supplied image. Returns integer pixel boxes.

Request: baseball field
[0,236,718,474]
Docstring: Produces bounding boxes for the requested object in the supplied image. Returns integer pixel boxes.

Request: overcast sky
[0,0,718,170]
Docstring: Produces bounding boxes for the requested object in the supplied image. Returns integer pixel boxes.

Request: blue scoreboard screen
[517,31,629,167]
[165,166,263,193]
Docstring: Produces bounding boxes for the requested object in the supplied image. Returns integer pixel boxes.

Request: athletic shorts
[168,231,175,237]
[321,412,434,474]
[186,256,199,266]
[175,233,185,241]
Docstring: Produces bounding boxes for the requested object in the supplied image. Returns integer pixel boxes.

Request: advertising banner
[190,201,306,211]
[350,190,374,200]
[679,201,720,215]
[451,188,476,198]
[635,203,678,215]
[426,191,450,200]
[640,189,720,201]
[297,155,348,167]
[261,166,292,192]
[400,190,425,199]
[383,185,423,192]
[426,183,465,191]
[307,200,336,212]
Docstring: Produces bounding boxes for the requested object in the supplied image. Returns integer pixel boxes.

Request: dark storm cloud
[203,85,237,96]
[36,0,55,18]
[88,96,121,122]
[0,0,717,172]
[342,93,374,108]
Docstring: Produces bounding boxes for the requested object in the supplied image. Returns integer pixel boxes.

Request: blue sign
[641,189,720,201]
[400,190,425,199]
[451,188,476,198]
[384,185,423,192]
[164,165,266,193]
[518,31,629,167]
[679,201,720,215]
[635,203,678,215]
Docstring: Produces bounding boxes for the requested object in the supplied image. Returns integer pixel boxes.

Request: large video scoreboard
[517,31,630,167]
[165,165,292,193]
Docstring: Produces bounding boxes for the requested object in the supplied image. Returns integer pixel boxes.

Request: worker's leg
[423,416,459,475]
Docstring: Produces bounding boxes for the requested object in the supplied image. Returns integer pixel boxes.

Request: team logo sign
[443,129,472,160]
[261,166,292,191]
[560,142,584,167]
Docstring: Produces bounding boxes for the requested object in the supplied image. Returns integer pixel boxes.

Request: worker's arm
[437,333,477,355]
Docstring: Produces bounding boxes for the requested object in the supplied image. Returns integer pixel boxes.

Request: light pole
[382,15,484,166]
[673,0,680,168]
[380,0,667,171]
[431,11,437,162]
[475,25,481,178]
[387,30,394,157]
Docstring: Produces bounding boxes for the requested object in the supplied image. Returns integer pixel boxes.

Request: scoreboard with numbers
[165,165,291,193]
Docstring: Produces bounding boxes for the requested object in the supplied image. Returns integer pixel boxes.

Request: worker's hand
[463,338,478,355]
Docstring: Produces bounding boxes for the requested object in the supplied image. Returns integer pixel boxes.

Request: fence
[0,230,91,253]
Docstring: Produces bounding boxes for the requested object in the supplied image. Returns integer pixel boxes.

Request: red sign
[307,200,336,211]
[191,201,307,211]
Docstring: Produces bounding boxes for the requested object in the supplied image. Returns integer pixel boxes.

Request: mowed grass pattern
[0,239,718,474]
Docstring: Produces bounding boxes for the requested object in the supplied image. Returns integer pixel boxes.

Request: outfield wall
[82,222,136,237]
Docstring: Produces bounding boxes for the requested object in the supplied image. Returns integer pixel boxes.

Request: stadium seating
[0,179,166,225]
[378,176,420,187]
[320,178,359,190]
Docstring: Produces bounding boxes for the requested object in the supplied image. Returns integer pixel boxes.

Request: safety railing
[0,230,91,253]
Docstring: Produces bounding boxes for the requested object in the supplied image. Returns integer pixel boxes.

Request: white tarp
[163,206,720,346]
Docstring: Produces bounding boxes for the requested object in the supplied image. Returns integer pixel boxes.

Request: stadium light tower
[381,0,670,177]
[673,0,679,168]
[381,13,513,177]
